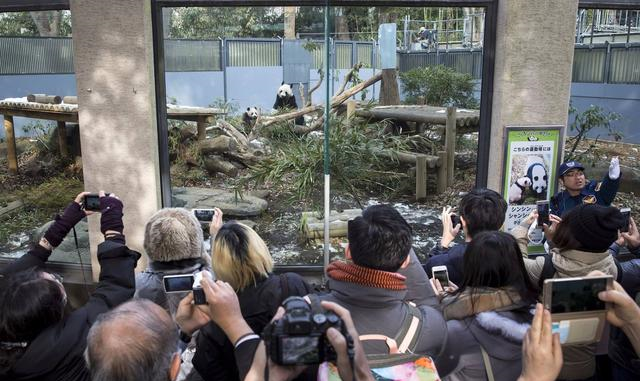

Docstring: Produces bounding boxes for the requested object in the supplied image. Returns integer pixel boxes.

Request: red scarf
[326,261,407,291]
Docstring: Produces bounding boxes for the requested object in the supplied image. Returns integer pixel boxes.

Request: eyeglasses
[563,170,584,178]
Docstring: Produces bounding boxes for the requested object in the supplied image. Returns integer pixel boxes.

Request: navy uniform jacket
[551,174,620,217]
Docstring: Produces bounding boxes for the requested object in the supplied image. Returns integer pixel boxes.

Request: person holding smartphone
[135,207,215,316]
[437,231,537,380]
[551,157,621,217]
[511,204,627,380]
[0,191,140,381]
[424,188,508,286]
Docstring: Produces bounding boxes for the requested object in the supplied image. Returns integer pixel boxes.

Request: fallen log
[199,135,237,155]
[26,94,62,104]
[204,156,239,177]
[330,71,383,107]
[62,96,78,104]
[260,105,322,128]
[216,120,249,147]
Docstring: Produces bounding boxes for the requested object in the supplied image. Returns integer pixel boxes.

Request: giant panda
[273,82,304,126]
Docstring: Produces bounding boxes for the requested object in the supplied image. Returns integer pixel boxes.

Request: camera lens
[327,314,339,324]
[312,314,327,325]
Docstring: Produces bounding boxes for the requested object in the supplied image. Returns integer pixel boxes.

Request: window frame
[151,0,499,207]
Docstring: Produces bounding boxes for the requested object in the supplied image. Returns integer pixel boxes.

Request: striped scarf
[326,261,406,290]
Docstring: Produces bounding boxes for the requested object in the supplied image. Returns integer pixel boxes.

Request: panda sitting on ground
[273,82,304,126]
[242,106,259,131]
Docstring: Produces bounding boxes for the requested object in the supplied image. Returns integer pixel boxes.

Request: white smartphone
[162,274,195,293]
[432,265,450,287]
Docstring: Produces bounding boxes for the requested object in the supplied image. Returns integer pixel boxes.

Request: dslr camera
[262,296,352,366]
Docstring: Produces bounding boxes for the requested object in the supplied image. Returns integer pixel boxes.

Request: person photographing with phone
[0,191,140,381]
[551,157,621,217]
[135,207,215,316]
[511,203,627,380]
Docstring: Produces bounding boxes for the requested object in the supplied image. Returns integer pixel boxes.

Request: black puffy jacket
[0,239,140,381]
[192,272,311,381]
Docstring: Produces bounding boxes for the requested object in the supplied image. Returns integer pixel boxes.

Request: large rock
[172,187,268,217]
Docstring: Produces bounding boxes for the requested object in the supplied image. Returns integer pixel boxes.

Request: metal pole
[627,10,632,45]
[323,1,331,280]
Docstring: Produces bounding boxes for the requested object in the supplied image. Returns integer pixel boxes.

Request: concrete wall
[487,0,579,191]
[70,0,160,277]
[570,83,640,143]
[165,71,224,108]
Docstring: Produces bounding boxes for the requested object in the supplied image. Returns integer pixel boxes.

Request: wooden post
[437,150,447,194]
[4,115,18,175]
[196,116,207,141]
[379,69,400,106]
[57,121,69,158]
[416,154,427,200]
[445,106,456,186]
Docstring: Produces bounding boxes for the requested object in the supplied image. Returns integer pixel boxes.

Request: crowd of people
[1,159,640,381]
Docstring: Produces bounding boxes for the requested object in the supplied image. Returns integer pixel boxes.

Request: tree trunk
[379,69,400,106]
[284,7,296,39]
[378,9,398,24]
[199,135,237,155]
[334,7,350,40]
[204,156,239,177]
[30,11,61,36]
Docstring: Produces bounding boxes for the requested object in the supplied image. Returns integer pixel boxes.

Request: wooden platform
[0,100,225,175]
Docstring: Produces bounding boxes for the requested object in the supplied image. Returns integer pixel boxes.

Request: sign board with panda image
[502,126,564,253]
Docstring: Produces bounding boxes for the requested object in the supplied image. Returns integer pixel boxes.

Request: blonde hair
[211,222,273,290]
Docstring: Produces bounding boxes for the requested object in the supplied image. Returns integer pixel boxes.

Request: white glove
[609,157,620,180]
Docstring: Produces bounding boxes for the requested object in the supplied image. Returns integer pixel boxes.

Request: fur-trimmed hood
[143,208,209,263]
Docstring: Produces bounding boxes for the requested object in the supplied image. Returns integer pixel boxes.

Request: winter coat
[512,224,617,380]
[318,254,447,359]
[135,258,210,316]
[0,239,140,381]
[192,272,311,381]
[437,288,533,381]
[424,243,468,286]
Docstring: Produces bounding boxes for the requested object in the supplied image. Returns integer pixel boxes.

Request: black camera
[262,296,351,366]
[82,193,111,211]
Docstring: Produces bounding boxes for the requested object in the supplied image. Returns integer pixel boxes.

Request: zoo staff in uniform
[551,157,621,217]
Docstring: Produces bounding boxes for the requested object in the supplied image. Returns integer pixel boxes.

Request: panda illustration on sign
[508,176,532,204]
[525,155,548,198]
[273,82,304,126]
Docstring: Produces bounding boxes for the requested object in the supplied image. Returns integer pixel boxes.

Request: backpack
[537,253,623,290]
[318,302,441,381]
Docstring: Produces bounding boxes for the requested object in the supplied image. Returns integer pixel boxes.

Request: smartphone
[83,194,101,211]
[450,214,460,227]
[620,207,631,233]
[193,208,216,222]
[543,276,612,314]
[162,274,195,293]
[537,200,550,226]
[432,265,450,287]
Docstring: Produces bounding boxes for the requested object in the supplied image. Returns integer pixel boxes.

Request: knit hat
[569,204,625,253]
[143,208,206,262]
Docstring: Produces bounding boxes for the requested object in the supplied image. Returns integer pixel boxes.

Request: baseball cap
[558,160,585,178]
